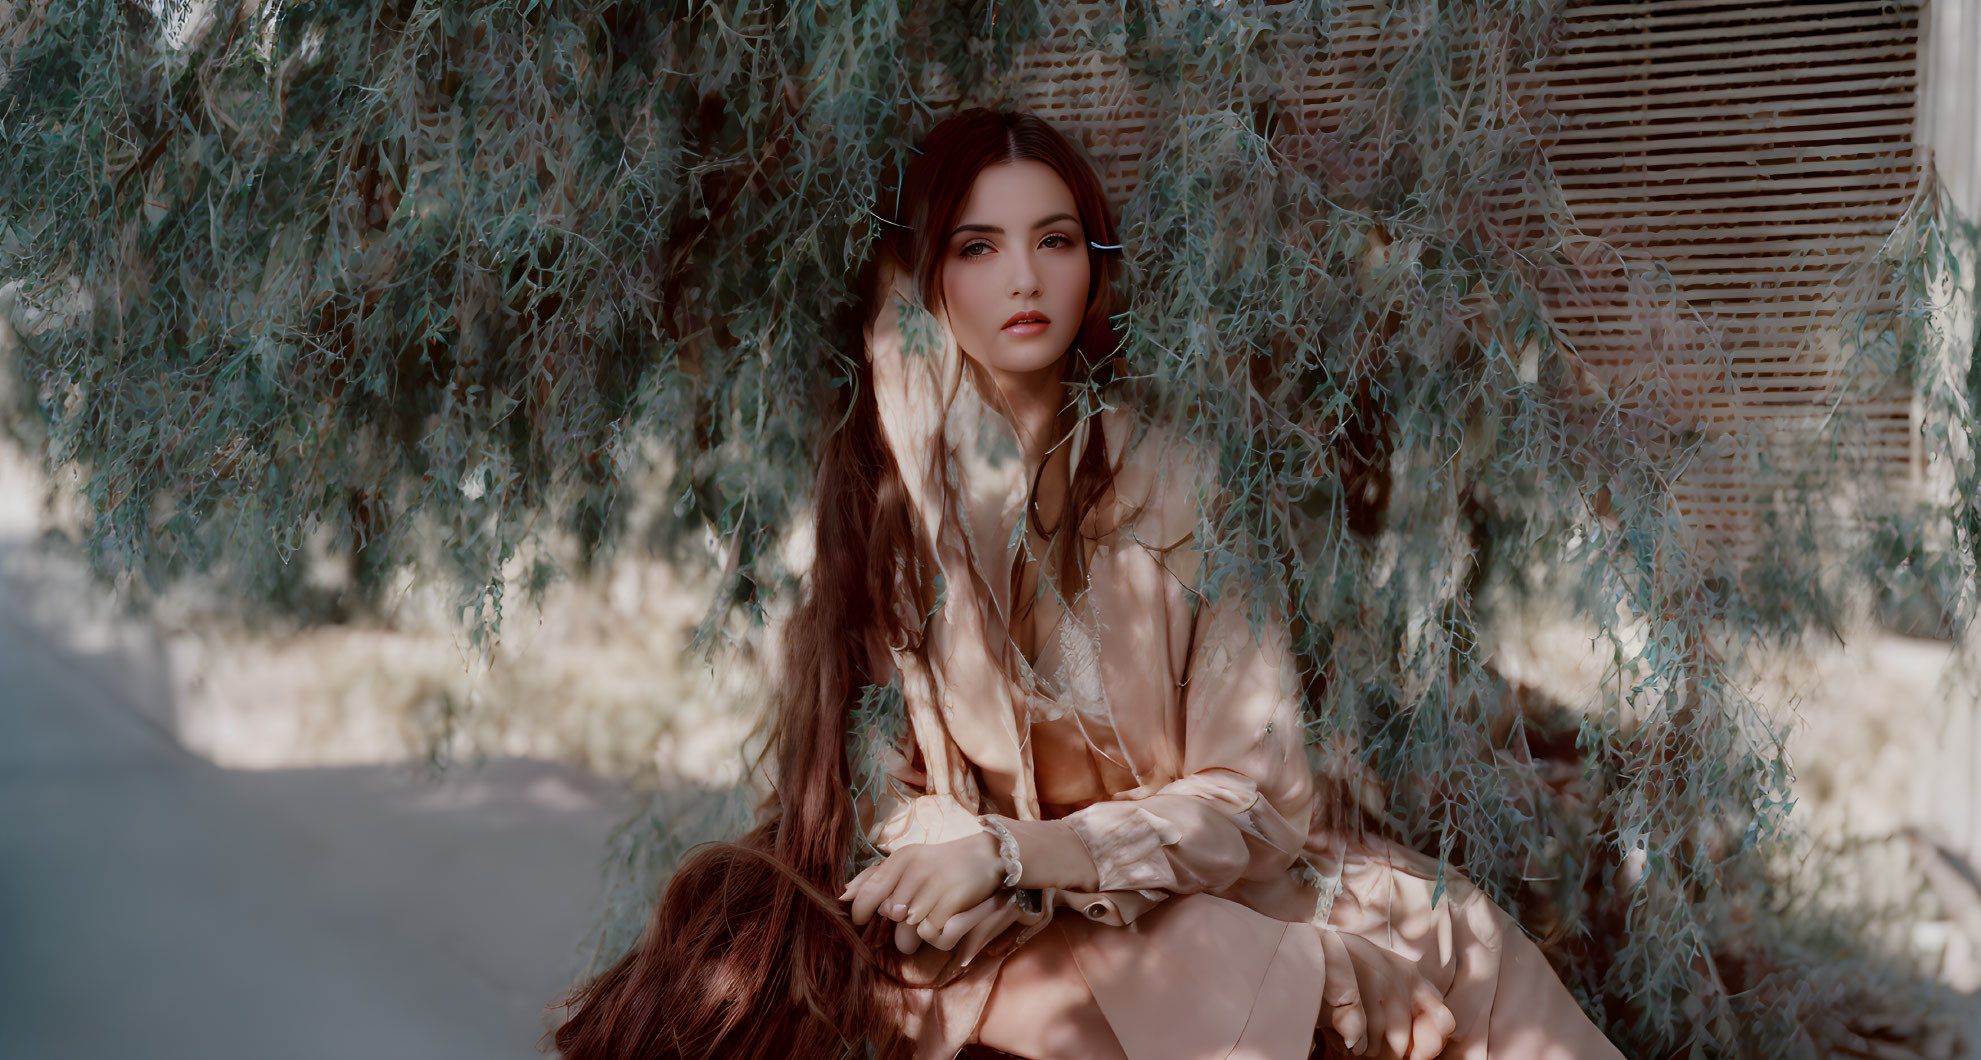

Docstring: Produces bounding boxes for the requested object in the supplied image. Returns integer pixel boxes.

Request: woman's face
[937,160,1090,382]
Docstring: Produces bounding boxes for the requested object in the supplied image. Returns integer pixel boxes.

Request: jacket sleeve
[981,573,1313,898]
[1054,570,1316,895]
[987,425,1317,899]
[851,704,988,859]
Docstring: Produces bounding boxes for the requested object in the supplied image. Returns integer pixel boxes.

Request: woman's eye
[961,235,1075,258]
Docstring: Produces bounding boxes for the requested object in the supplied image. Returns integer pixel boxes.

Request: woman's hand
[840,831,1007,952]
[924,890,1027,963]
[1321,928,1456,1060]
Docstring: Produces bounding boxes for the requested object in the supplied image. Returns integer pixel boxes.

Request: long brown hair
[550,108,1126,1060]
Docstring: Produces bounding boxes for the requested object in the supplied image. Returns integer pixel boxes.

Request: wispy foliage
[3,0,1975,1054]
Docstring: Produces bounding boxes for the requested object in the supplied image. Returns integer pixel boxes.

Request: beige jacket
[853,260,1623,1060]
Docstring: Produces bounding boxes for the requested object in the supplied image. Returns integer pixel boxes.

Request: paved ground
[0,546,636,1060]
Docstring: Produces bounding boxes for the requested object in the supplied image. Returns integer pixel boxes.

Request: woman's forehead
[951,161,1081,235]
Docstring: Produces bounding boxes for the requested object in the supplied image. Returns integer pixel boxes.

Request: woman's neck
[985,362,1071,472]
[981,359,1077,534]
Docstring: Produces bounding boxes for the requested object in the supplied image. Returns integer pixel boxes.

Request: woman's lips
[1002,321,1049,336]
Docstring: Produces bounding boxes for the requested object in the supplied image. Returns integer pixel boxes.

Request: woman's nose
[1009,252,1040,297]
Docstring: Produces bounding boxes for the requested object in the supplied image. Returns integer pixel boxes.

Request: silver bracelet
[978,815,1025,888]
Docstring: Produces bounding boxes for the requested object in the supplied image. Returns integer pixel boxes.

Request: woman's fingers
[957,900,1021,967]
[902,874,939,926]
[852,843,1019,960]
[915,910,949,945]
[838,865,876,916]
[913,881,983,946]
[907,853,973,928]
[849,856,908,926]
[1335,931,1409,1059]
[1333,930,1452,1060]
[838,863,874,902]
[893,915,923,955]
[914,878,972,934]
[1407,976,1454,1060]
[867,855,935,927]
[889,859,935,924]
[1378,965,1411,1060]
[1319,930,1367,1055]
[933,899,995,951]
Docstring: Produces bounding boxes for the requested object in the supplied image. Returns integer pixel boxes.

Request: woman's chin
[982,337,1073,377]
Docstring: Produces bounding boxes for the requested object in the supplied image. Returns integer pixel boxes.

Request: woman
[552,108,1623,1060]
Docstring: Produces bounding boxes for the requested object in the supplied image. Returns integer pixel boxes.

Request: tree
[4,1,1975,1054]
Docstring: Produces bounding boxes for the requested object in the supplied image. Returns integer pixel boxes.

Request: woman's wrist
[979,815,1100,892]
[973,819,1043,916]
[979,816,1025,887]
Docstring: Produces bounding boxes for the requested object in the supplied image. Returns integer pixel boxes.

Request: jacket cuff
[870,793,989,853]
[1062,800,1184,892]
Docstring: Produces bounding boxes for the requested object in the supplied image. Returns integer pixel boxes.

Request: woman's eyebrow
[949,212,1080,237]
